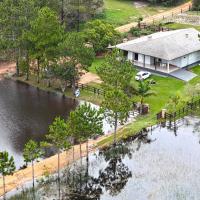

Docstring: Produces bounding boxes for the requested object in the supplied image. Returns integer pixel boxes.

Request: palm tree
[0,151,16,200]
[136,80,156,114]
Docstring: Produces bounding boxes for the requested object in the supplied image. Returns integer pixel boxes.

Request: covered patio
[133,60,179,73]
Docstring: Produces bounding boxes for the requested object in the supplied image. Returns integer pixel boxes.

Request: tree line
[0,0,119,93]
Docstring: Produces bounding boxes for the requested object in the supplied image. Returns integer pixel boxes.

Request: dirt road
[116,2,192,33]
[0,134,112,198]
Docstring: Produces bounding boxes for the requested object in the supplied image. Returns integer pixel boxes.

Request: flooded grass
[6,115,200,200]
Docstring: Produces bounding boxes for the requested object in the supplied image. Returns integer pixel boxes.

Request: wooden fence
[76,83,105,96]
[157,98,200,123]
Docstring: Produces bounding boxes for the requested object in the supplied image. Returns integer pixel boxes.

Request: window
[134,53,138,61]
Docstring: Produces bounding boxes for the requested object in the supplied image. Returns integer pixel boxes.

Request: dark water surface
[0,79,78,168]
[9,116,200,200]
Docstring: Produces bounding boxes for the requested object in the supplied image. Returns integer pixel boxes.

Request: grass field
[90,57,185,115]
[102,0,169,26]
[164,22,200,31]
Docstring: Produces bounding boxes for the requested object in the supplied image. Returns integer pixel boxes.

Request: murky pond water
[0,79,78,168]
[8,116,200,200]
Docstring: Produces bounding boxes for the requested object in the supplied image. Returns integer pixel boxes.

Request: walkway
[116,2,192,33]
[170,68,197,82]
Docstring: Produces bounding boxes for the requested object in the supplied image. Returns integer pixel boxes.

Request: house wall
[128,51,133,60]
[170,51,200,68]
[145,56,151,65]
[138,54,144,63]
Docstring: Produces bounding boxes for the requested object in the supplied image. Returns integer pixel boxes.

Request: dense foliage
[193,0,200,10]
[146,0,184,6]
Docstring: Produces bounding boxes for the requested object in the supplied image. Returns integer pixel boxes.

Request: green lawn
[165,22,200,31]
[90,57,185,115]
[103,0,169,26]
[89,57,105,73]
[189,65,200,85]
[90,57,200,147]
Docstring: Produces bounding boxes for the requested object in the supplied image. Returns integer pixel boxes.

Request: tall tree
[102,88,132,145]
[67,103,103,164]
[0,0,37,76]
[0,151,16,200]
[97,49,135,96]
[26,7,64,83]
[23,140,43,189]
[46,117,71,181]
[83,20,120,53]
[61,32,95,91]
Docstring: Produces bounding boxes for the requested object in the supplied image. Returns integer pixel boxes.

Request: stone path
[170,68,197,82]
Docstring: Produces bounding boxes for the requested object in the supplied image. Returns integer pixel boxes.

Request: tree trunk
[140,97,144,114]
[48,79,51,88]
[26,51,30,81]
[86,140,89,162]
[37,59,40,84]
[61,0,64,25]
[77,0,80,32]
[73,146,75,163]
[31,161,35,188]
[114,113,118,146]
[3,175,6,200]
[58,151,60,181]
[79,142,82,165]
[16,56,19,77]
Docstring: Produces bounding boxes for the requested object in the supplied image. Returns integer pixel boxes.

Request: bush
[129,27,153,37]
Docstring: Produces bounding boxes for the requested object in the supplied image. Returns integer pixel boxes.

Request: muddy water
[0,79,78,168]
[11,116,200,200]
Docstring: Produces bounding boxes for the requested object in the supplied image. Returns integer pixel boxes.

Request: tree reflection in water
[9,135,156,200]
[62,143,132,199]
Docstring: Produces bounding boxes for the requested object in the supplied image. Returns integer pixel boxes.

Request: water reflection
[0,79,78,168]
[7,116,200,200]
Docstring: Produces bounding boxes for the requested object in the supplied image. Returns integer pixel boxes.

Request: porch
[133,60,179,74]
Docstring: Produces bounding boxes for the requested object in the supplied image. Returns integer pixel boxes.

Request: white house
[116,28,200,76]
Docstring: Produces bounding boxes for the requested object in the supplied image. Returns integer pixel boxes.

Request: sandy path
[0,62,16,77]
[0,134,110,197]
[79,72,102,84]
[116,2,192,33]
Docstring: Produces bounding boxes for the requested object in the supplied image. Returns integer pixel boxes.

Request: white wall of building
[128,51,133,61]
[145,56,151,65]
[170,51,200,68]
[138,54,144,63]
[127,50,200,68]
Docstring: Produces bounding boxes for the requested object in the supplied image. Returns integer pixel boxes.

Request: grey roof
[116,28,200,61]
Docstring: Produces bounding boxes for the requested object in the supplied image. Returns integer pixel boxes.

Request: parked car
[135,71,151,81]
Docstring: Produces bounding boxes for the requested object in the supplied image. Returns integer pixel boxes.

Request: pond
[8,115,200,200]
[0,79,78,168]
